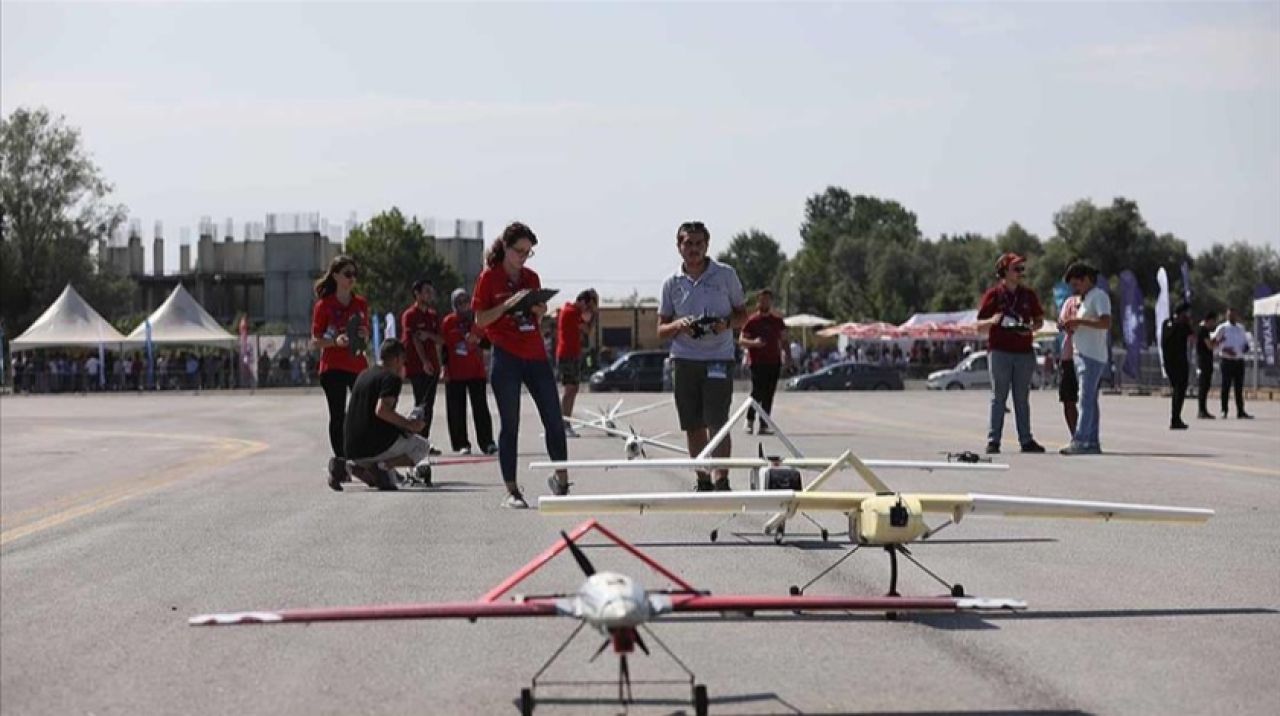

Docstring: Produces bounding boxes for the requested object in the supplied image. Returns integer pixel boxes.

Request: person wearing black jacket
[1161,303,1193,430]
[1195,312,1218,419]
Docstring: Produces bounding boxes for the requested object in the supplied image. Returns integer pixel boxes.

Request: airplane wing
[565,422,685,454]
[923,493,1214,523]
[530,457,1008,472]
[539,491,867,515]
[666,594,1026,614]
[190,600,564,626]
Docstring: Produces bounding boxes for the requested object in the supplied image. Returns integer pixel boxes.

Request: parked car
[785,362,904,391]
[926,350,1044,390]
[588,350,669,392]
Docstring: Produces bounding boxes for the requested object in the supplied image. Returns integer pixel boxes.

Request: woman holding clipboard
[472,222,569,508]
[311,254,371,491]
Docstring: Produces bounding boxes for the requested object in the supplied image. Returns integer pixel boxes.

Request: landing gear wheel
[519,687,534,716]
[773,527,785,545]
[788,585,801,596]
[692,684,709,716]
[951,584,965,597]
[709,529,718,542]
[820,528,829,542]
[885,611,899,621]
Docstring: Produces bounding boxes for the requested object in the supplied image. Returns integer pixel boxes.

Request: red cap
[996,252,1026,274]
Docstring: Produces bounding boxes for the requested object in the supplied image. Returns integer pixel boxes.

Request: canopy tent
[817,321,906,340]
[9,284,126,352]
[125,285,235,347]
[900,310,978,327]
[1255,292,1280,317]
[783,314,835,328]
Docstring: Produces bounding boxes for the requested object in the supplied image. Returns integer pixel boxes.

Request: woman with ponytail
[311,254,371,491]
[471,222,569,508]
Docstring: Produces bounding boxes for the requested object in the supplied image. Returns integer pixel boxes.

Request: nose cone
[599,599,637,624]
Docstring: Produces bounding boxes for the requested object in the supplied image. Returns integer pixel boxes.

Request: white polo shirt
[1211,322,1249,360]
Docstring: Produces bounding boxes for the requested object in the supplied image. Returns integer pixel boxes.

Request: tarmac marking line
[0,432,268,546]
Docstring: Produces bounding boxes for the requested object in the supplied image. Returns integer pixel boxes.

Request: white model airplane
[190,520,1023,715]
[571,421,686,459]
[574,398,667,431]
[539,459,1213,600]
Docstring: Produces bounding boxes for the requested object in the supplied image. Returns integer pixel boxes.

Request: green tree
[1190,242,1280,319]
[343,208,461,315]
[1,107,132,332]
[715,228,786,296]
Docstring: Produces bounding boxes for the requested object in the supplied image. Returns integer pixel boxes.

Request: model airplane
[539,461,1213,600]
[190,520,1023,715]
[575,421,685,459]
[574,398,667,431]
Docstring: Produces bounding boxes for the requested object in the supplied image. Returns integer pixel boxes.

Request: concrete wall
[435,237,484,293]
[265,232,330,333]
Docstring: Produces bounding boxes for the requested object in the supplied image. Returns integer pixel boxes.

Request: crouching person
[339,338,430,491]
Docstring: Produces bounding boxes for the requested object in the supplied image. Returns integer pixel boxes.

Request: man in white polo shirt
[1060,262,1111,455]
[1211,307,1253,419]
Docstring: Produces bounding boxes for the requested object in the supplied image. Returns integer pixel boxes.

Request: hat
[451,288,468,303]
[996,252,1026,274]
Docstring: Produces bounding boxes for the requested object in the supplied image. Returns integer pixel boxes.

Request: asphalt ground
[1,386,1277,716]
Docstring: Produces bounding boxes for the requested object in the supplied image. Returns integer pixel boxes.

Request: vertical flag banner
[371,310,382,364]
[98,340,106,388]
[1260,314,1278,368]
[1180,262,1192,304]
[1119,270,1144,380]
[0,325,6,386]
[385,312,396,341]
[1052,281,1071,354]
[144,318,155,390]
[1155,268,1170,378]
[1255,283,1274,300]
[238,315,251,387]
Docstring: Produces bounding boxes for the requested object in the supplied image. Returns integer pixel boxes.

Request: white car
[926,350,1044,390]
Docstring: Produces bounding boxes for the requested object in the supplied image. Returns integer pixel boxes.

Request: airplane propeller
[560,531,597,577]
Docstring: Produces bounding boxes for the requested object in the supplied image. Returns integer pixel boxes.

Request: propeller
[627,425,648,459]
[560,531,596,577]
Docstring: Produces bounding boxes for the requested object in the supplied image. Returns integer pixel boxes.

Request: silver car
[926,350,1044,390]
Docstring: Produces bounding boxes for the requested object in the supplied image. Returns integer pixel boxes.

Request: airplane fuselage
[574,572,653,631]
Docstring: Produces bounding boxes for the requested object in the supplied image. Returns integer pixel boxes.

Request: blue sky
[3,1,1278,301]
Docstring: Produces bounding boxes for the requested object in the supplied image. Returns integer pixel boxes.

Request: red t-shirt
[441,312,487,381]
[556,302,584,360]
[311,294,371,375]
[472,266,546,360]
[400,304,441,377]
[742,312,786,365]
[977,284,1043,354]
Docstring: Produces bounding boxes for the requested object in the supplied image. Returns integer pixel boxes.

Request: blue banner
[1180,262,1192,304]
[371,309,382,364]
[1052,281,1071,353]
[98,341,106,388]
[1119,270,1144,380]
[145,318,155,390]
[1260,315,1278,368]
[0,325,5,385]
[1255,283,1274,300]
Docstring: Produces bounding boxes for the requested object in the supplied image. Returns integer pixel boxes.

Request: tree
[1190,242,1280,318]
[343,208,461,315]
[1,107,131,332]
[715,229,786,296]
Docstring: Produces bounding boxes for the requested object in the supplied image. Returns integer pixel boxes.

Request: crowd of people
[8,350,241,393]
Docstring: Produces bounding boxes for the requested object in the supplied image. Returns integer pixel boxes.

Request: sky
[3,1,1278,302]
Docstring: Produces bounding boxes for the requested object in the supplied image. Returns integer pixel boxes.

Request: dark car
[588,350,669,392]
[785,361,904,391]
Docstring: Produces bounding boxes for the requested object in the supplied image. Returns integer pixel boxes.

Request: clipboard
[346,314,367,355]
[505,288,559,315]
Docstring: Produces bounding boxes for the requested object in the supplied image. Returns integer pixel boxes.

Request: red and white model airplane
[190,520,1024,715]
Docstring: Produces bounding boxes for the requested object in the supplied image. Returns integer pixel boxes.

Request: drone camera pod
[890,499,910,528]
[854,495,927,545]
[762,466,802,491]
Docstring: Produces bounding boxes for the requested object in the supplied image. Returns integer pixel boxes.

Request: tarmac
[1,386,1277,715]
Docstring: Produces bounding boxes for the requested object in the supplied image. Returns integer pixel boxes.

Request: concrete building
[105,214,484,335]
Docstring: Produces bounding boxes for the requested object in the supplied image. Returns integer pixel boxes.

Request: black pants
[746,363,782,427]
[409,372,439,440]
[320,370,358,458]
[1220,359,1246,415]
[1168,366,1188,423]
[445,379,495,451]
[1196,362,1214,415]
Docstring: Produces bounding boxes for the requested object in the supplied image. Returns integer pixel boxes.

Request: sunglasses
[340,270,358,279]
[1012,266,1027,274]
[511,247,535,258]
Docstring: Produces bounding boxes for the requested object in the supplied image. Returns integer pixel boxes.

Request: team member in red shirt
[311,255,371,491]
[976,253,1046,455]
[738,289,788,435]
[401,278,443,455]
[472,222,570,508]
[556,289,598,437]
[441,287,496,456]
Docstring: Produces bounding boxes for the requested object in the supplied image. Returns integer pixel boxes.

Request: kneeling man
[340,338,430,491]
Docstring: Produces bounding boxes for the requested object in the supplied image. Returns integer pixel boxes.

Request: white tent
[1255,292,1280,317]
[10,284,126,352]
[900,310,978,327]
[124,285,235,347]
[783,314,835,328]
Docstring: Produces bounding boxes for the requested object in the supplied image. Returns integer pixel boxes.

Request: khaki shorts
[367,434,432,466]
[671,359,734,432]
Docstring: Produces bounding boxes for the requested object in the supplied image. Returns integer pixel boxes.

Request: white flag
[1155,268,1170,379]
[384,312,396,340]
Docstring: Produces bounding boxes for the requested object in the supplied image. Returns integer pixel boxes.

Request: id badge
[455,341,469,356]
[706,362,728,380]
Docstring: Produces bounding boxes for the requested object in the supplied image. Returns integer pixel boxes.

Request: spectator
[1059,262,1111,455]
[976,252,1046,455]
[311,254,371,491]
[1194,311,1218,419]
[402,278,443,453]
[739,288,787,435]
[441,288,496,456]
[1210,307,1252,419]
[1056,292,1081,436]
[1160,302,1194,429]
[557,289,598,437]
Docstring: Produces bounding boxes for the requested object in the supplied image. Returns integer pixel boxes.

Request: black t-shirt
[344,366,405,459]
[1195,325,1215,367]
[1161,319,1191,371]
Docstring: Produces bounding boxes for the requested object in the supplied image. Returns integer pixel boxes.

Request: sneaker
[694,475,715,492]
[1197,412,1216,420]
[713,476,732,491]
[1059,443,1102,456]
[428,446,442,456]
[414,463,433,486]
[744,423,754,435]
[1171,421,1189,430]
[564,424,580,439]
[1221,411,1228,419]
[374,466,401,491]
[457,446,472,456]
[347,461,380,488]
[757,425,773,436]
[1238,412,1254,420]
[501,492,529,509]
[1020,441,1046,454]
[482,444,499,456]
[326,458,345,492]
[985,442,1000,455]
[546,473,570,497]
